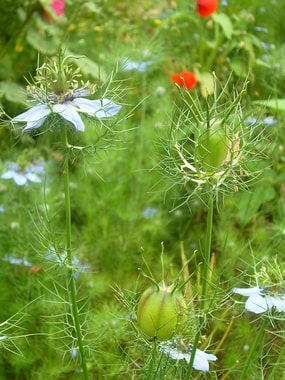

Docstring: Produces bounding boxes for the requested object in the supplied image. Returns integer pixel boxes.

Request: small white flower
[13,94,121,132]
[233,286,285,314]
[159,339,217,372]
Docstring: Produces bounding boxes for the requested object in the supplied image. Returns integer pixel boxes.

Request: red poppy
[171,71,198,90]
[196,0,218,17]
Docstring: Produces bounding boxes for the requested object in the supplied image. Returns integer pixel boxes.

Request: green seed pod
[195,120,229,172]
[137,284,187,340]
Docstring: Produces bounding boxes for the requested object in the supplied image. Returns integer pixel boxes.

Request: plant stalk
[186,194,214,378]
[63,127,89,380]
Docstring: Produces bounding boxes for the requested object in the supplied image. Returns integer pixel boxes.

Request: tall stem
[186,194,214,379]
[62,128,89,380]
[201,193,214,310]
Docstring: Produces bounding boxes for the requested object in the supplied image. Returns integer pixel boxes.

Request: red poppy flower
[171,72,198,90]
[196,0,218,17]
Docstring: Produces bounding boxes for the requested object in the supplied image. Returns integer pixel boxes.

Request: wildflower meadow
[1,0,285,379]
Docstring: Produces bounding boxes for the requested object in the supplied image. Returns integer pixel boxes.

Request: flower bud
[137,284,187,340]
[195,120,229,172]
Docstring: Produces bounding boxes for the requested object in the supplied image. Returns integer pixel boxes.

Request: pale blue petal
[95,98,122,118]
[233,286,261,296]
[1,171,15,180]
[245,294,273,313]
[25,173,41,183]
[72,98,121,118]
[13,104,50,132]
[193,349,217,372]
[1,171,27,186]
[71,98,100,112]
[14,173,27,186]
[53,103,85,131]
[271,296,285,312]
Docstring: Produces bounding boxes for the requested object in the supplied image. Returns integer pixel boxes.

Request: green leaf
[0,81,27,104]
[26,27,58,55]
[212,13,233,39]
[254,99,285,112]
[66,50,107,82]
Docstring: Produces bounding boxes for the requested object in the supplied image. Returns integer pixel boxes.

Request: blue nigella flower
[45,249,89,279]
[159,339,217,372]
[2,254,33,267]
[1,162,44,186]
[13,88,121,132]
[122,59,151,73]
[233,286,285,314]
[142,207,158,219]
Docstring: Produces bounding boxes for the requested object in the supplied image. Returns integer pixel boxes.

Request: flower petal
[193,349,217,372]
[25,173,41,183]
[13,173,28,186]
[53,103,85,131]
[245,294,273,314]
[271,296,285,312]
[71,98,122,118]
[232,286,262,297]
[1,171,15,180]
[13,104,50,132]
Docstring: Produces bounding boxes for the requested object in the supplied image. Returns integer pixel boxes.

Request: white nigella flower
[159,339,217,372]
[233,286,285,314]
[13,88,122,132]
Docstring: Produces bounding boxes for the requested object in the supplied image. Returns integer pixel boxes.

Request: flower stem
[62,127,89,380]
[201,193,214,310]
[186,194,214,378]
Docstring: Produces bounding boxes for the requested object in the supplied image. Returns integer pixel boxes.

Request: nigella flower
[171,72,198,90]
[45,249,89,279]
[13,87,121,133]
[2,254,33,267]
[1,162,44,186]
[233,286,285,314]
[159,339,217,372]
[12,52,122,134]
[196,0,219,17]
[122,59,151,73]
[142,207,158,219]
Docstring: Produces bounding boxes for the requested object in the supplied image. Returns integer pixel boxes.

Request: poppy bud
[137,284,187,340]
[195,120,229,172]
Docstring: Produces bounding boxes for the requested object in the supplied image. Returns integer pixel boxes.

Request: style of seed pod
[195,120,229,172]
[137,284,187,340]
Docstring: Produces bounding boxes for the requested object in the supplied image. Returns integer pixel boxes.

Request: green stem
[186,194,214,379]
[201,194,214,310]
[62,127,89,380]
[239,318,267,379]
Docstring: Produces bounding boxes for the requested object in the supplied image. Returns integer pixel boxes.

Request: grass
[1,0,285,379]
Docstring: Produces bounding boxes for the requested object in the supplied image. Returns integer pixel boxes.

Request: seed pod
[195,120,229,172]
[137,284,187,340]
